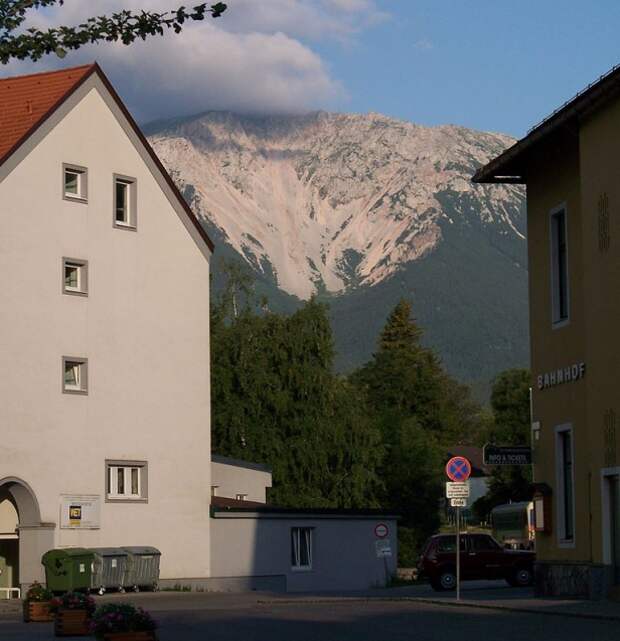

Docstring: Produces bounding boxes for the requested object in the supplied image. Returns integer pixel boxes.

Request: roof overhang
[473,62,620,184]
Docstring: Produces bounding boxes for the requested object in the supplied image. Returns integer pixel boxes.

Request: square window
[113,175,137,229]
[62,258,88,296]
[106,461,148,502]
[62,357,88,394]
[235,493,248,501]
[63,164,88,201]
[291,527,313,571]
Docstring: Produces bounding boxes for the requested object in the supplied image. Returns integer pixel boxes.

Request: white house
[0,64,214,589]
[0,64,398,594]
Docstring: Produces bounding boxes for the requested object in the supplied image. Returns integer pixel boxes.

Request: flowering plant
[49,591,96,614]
[25,581,53,602]
[90,603,157,639]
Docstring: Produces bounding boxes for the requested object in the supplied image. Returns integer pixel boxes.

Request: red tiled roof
[0,64,95,163]
[0,63,213,252]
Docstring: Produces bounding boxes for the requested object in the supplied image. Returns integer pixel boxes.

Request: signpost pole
[456,506,461,601]
[445,455,470,603]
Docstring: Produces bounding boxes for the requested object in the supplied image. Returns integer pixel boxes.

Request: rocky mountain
[145,111,529,400]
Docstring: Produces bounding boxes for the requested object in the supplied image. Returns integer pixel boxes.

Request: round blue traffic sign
[446,456,471,482]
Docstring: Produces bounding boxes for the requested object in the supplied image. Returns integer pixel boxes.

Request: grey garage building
[209,499,398,592]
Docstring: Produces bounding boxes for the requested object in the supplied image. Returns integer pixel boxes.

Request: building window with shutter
[550,205,570,326]
[555,425,575,545]
[106,460,148,502]
[291,527,313,571]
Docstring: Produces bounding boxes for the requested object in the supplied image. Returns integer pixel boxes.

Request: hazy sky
[5,1,620,136]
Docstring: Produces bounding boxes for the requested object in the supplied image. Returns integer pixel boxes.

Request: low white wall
[211,458,272,503]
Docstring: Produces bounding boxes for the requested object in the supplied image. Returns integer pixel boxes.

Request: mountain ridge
[146,110,529,399]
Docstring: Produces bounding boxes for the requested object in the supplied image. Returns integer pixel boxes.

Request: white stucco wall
[0,76,211,585]
[211,458,272,503]
[0,499,18,535]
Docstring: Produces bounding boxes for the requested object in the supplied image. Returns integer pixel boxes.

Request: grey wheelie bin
[123,547,161,592]
[42,548,95,593]
[90,548,130,595]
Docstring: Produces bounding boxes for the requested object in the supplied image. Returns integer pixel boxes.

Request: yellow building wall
[579,101,620,565]
[526,131,590,564]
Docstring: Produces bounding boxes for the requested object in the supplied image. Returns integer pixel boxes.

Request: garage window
[291,527,312,571]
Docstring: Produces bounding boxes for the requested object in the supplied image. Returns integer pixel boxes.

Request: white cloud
[414,38,434,51]
[2,0,386,121]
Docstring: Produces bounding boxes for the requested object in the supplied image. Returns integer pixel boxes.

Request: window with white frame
[114,175,137,229]
[63,258,88,295]
[291,527,313,570]
[550,206,569,325]
[106,461,147,501]
[63,357,88,394]
[555,425,575,543]
[235,493,248,501]
[63,164,88,201]
[211,486,219,497]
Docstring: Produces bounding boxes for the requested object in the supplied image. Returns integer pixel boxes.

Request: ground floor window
[106,461,148,502]
[291,527,313,570]
[555,425,574,544]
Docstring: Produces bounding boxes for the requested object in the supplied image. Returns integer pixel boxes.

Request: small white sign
[375,540,392,558]
[450,498,467,508]
[446,482,470,498]
[60,495,101,530]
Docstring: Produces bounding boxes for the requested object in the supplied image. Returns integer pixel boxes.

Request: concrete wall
[211,458,272,503]
[0,75,211,586]
[210,514,398,592]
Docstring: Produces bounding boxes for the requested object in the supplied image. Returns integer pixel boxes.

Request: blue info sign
[445,456,471,482]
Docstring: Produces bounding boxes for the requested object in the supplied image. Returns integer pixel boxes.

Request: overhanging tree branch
[0,1,227,64]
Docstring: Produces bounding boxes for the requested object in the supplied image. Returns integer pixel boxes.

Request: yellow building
[473,67,620,599]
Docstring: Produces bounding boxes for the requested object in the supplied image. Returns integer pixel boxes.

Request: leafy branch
[0,1,227,64]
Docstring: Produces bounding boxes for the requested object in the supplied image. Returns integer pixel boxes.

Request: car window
[471,534,501,551]
[434,536,466,553]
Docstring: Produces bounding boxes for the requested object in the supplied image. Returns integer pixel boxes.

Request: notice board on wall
[60,495,101,529]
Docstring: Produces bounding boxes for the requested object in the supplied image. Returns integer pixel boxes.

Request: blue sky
[322,0,620,137]
[7,1,620,136]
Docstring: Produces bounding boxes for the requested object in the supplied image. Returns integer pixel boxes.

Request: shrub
[90,603,157,640]
[25,581,53,602]
[49,591,96,615]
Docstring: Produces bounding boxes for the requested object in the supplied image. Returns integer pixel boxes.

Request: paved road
[1,583,619,641]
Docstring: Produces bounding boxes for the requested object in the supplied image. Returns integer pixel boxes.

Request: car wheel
[511,567,533,587]
[438,569,457,591]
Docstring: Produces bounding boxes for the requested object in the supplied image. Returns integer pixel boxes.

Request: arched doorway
[0,478,54,589]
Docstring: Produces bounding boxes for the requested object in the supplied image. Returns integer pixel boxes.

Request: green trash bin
[41,548,95,593]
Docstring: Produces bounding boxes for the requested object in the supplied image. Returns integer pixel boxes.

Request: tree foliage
[211,267,382,508]
[472,368,533,520]
[349,299,485,554]
[0,1,227,64]
[211,275,487,558]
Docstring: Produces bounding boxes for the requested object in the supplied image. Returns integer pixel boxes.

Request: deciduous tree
[0,1,227,64]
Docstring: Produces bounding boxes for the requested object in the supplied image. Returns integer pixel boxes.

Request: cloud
[414,38,434,51]
[2,1,387,122]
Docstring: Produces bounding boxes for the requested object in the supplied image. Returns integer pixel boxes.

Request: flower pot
[54,608,91,636]
[102,633,157,641]
[23,600,54,622]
